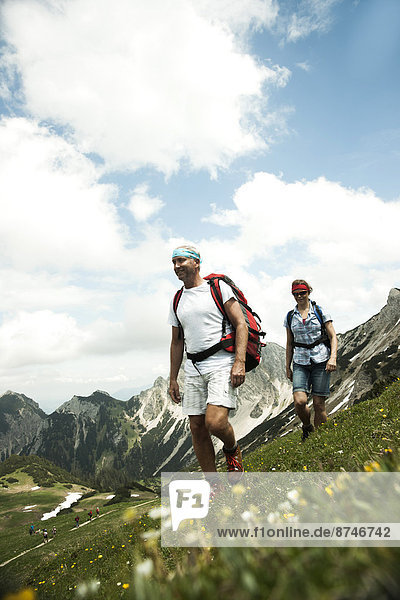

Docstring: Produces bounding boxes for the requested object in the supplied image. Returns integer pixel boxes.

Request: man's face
[172,255,198,281]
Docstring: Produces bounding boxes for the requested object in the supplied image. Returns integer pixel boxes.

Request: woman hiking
[284,279,337,441]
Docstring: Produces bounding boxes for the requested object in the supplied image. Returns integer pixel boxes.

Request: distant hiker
[75,515,80,528]
[52,526,57,536]
[285,280,337,441]
[96,507,100,517]
[168,245,247,477]
[88,510,93,521]
[29,524,34,536]
[43,528,48,543]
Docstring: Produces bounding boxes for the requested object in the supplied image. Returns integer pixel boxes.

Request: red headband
[292,284,309,293]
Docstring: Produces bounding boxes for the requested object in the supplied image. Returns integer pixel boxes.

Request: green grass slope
[1,380,400,600]
[0,455,87,488]
[244,379,400,473]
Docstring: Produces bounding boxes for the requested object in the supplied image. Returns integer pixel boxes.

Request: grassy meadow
[1,379,400,600]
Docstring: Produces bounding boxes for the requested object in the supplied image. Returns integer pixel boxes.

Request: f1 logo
[169,480,210,531]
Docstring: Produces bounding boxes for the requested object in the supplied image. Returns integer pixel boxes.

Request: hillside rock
[329,287,400,411]
[0,392,47,461]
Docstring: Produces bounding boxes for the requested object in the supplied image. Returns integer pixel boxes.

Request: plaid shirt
[284,303,332,365]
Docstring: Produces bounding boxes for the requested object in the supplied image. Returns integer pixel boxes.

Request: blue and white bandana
[172,248,201,262]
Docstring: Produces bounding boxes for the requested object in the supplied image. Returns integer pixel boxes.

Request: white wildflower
[136,558,154,578]
[149,505,170,519]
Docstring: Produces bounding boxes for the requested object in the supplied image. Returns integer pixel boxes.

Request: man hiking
[168,245,247,477]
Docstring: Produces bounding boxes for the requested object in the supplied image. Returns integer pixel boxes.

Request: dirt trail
[0,499,157,568]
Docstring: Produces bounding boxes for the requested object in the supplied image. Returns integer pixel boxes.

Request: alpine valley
[1,289,399,483]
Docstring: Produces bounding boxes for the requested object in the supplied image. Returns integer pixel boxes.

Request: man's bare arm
[169,326,184,403]
[224,298,248,388]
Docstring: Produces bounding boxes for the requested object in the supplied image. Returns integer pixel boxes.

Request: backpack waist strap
[186,338,232,363]
[293,334,329,349]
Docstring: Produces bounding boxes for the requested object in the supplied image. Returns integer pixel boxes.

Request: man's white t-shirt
[168,280,236,376]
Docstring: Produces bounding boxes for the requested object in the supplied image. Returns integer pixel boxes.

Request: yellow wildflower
[2,591,37,600]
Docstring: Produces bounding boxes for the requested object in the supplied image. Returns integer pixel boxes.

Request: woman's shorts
[292,361,330,397]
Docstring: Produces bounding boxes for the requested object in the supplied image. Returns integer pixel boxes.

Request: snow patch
[106,494,115,500]
[31,486,40,491]
[130,493,139,497]
[280,430,292,437]
[329,381,355,415]
[41,492,82,520]
[155,435,188,474]
[23,505,37,510]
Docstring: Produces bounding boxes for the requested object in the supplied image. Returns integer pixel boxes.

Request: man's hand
[169,379,181,403]
[231,359,245,388]
[286,367,293,381]
[326,358,337,372]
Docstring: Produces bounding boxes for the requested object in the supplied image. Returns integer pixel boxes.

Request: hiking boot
[301,424,314,442]
[223,444,244,484]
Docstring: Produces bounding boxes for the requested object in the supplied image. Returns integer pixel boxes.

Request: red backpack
[173,273,266,372]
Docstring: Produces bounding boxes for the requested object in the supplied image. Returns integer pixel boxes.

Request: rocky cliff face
[0,392,47,461]
[329,287,400,411]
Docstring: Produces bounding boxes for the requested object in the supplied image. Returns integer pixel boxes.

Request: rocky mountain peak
[0,391,46,417]
[388,287,400,303]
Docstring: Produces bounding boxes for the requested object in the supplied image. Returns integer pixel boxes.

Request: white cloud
[203,171,400,338]
[282,0,342,43]
[195,0,278,35]
[296,61,311,72]
[206,172,400,263]
[0,269,111,313]
[0,117,129,272]
[0,272,175,366]
[0,310,89,368]
[0,281,175,408]
[128,184,164,222]
[0,0,289,175]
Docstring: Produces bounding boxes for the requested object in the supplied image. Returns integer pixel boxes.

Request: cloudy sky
[1,0,399,412]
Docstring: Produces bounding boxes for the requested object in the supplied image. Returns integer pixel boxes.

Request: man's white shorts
[182,368,238,416]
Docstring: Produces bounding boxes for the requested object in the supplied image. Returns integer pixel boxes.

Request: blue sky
[0,0,399,412]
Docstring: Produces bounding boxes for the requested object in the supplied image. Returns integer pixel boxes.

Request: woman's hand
[326,358,337,372]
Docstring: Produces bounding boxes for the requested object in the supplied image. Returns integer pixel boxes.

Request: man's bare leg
[205,405,236,449]
[189,415,217,471]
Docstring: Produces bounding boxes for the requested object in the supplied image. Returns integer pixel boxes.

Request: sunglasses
[293,291,308,298]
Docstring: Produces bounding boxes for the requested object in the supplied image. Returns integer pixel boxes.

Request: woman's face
[292,289,309,304]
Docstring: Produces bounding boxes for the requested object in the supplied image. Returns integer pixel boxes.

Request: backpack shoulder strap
[172,287,184,338]
[173,287,184,315]
[286,309,294,331]
[311,300,325,329]
[205,276,226,316]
